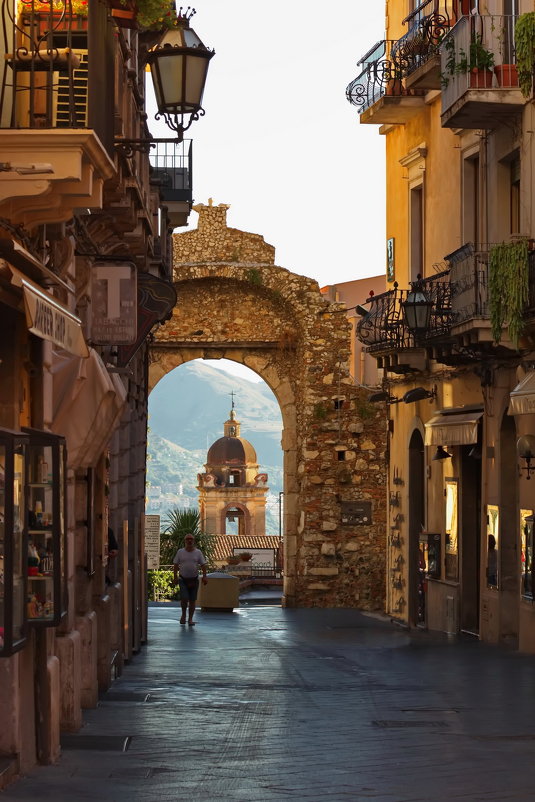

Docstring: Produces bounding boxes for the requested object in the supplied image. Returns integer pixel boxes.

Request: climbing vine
[488,239,529,348]
[515,12,535,98]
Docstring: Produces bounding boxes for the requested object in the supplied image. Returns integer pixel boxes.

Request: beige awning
[509,371,535,416]
[425,410,483,446]
[9,266,88,357]
[51,349,127,469]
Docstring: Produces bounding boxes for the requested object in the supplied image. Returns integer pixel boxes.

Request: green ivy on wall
[488,238,529,349]
[515,12,535,98]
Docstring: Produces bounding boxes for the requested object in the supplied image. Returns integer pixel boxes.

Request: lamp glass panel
[156,55,185,107]
[184,55,209,107]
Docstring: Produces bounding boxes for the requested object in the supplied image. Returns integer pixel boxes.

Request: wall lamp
[517,435,535,480]
[432,445,452,461]
[115,9,214,155]
[402,386,437,404]
[368,391,400,404]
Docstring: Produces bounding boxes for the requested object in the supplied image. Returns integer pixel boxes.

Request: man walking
[173,534,208,626]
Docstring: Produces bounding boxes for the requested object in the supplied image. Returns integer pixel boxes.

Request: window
[410,185,424,281]
[445,479,459,581]
[486,504,499,588]
[510,155,520,235]
[462,153,480,247]
[520,509,534,598]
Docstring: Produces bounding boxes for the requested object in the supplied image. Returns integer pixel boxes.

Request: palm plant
[160,507,215,566]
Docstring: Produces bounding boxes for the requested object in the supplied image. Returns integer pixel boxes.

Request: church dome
[207,436,257,466]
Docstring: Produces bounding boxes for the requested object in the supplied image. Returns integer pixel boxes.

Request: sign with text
[341,501,373,525]
[91,261,137,344]
[144,514,161,570]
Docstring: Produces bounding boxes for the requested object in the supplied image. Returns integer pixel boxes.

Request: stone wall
[150,202,386,610]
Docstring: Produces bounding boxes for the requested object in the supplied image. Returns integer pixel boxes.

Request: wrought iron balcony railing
[356,271,452,352]
[445,243,489,325]
[441,14,521,116]
[150,139,193,205]
[398,0,457,79]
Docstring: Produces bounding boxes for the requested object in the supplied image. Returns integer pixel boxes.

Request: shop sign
[144,514,161,570]
[91,262,137,344]
[9,267,88,357]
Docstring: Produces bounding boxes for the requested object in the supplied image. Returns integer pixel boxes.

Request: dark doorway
[408,429,425,626]
[460,444,482,634]
[499,413,519,646]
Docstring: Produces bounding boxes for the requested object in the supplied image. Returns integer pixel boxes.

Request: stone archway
[149,201,386,609]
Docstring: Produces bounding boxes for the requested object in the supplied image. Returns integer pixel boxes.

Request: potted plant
[457,33,495,87]
[238,552,253,562]
[515,12,535,98]
[441,32,495,88]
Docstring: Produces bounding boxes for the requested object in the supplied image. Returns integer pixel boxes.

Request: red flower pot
[469,68,494,88]
[494,64,518,88]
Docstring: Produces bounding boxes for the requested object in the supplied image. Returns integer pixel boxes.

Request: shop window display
[0,430,29,656]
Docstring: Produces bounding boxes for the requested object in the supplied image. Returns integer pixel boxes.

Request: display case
[23,429,67,627]
[0,429,29,657]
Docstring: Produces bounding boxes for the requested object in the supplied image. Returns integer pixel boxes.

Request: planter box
[494,64,518,88]
[469,68,494,88]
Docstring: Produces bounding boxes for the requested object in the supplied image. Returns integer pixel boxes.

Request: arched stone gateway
[149,201,386,609]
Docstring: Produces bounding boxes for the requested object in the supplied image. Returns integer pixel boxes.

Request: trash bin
[198,572,240,611]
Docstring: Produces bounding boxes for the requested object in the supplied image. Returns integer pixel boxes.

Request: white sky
[149,2,387,383]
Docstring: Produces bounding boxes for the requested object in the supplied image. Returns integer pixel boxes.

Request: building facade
[0,0,193,785]
[348,0,535,647]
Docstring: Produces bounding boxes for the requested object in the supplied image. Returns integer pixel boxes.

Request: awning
[425,410,483,446]
[509,371,535,416]
[51,348,127,469]
[0,238,71,292]
[9,265,88,357]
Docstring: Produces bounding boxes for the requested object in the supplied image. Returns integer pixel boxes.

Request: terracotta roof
[211,534,280,563]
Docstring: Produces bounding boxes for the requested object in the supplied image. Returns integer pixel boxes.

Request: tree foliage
[159,507,216,567]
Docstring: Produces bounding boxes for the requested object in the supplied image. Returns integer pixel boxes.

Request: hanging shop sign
[91,261,137,345]
[8,266,88,357]
[116,273,177,367]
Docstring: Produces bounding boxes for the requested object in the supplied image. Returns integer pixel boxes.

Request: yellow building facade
[348,1,535,648]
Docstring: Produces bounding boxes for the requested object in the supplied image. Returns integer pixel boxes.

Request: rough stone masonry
[150,201,386,609]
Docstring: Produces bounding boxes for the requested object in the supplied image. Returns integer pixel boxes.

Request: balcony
[440,15,525,129]
[356,271,451,373]
[401,0,459,91]
[346,40,425,125]
[0,1,115,227]
[150,140,193,230]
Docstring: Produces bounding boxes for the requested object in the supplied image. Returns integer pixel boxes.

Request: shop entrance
[408,429,425,626]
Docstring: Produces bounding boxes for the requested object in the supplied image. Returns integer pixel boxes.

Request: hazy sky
[149,1,386,289]
[149,2,387,384]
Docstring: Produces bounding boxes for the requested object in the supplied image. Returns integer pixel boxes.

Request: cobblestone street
[3,603,535,802]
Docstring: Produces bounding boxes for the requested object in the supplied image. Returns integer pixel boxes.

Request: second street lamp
[147,8,215,139]
[402,276,433,338]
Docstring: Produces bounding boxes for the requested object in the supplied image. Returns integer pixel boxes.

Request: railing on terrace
[0,0,90,129]
[445,243,489,324]
[346,39,406,114]
[397,0,458,77]
[441,14,519,112]
[150,139,193,205]
[356,271,452,351]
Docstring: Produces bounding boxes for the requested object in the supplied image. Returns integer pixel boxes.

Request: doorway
[408,429,425,626]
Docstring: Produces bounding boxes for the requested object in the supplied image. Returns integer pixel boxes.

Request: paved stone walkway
[4,604,535,801]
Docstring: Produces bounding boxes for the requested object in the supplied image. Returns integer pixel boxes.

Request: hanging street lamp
[402,275,433,338]
[147,8,215,140]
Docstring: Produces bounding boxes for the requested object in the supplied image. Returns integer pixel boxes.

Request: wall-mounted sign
[387,237,395,282]
[144,514,161,570]
[116,273,177,367]
[91,261,137,344]
[341,500,373,525]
